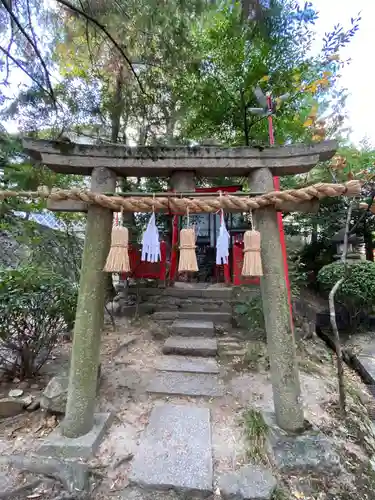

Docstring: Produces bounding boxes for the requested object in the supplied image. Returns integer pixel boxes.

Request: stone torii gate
[23,138,337,453]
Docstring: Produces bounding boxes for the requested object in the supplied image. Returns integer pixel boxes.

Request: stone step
[146,296,231,305]
[221,349,247,357]
[351,354,375,385]
[179,303,232,312]
[219,337,242,346]
[172,320,214,337]
[148,295,232,307]
[151,302,232,313]
[163,336,218,357]
[156,356,219,374]
[147,372,224,397]
[152,311,232,323]
[131,285,233,299]
[130,404,213,494]
[219,337,247,358]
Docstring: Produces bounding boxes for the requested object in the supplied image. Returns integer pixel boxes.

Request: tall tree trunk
[311,222,318,244]
[106,67,126,300]
[111,69,124,143]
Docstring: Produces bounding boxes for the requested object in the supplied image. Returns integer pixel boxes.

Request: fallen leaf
[45,415,57,428]
[292,491,305,499]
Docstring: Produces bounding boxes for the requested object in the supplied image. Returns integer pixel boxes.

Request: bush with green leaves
[317,261,375,322]
[234,292,265,332]
[0,265,78,378]
[289,241,337,287]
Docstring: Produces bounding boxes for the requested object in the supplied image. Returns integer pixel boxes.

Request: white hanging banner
[216,210,230,265]
[141,212,161,263]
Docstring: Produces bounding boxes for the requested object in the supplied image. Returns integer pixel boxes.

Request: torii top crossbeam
[22,139,337,177]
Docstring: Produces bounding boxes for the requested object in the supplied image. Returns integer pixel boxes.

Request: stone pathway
[130,319,278,498]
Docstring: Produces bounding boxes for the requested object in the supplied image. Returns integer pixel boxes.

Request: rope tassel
[178,228,198,272]
[104,224,130,273]
[242,213,263,277]
[141,212,161,263]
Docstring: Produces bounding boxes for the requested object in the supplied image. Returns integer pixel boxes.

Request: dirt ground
[1,318,375,499]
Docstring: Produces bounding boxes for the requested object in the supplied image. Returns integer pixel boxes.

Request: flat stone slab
[37,413,113,459]
[218,464,277,500]
[156,355,219,374]
[271,433,341,473]
[130,404,213,494]
[352,355,375,384]
[147,372,224,397]
[172,320,214,337]
[163,336,218,357]
[121,487,196,500]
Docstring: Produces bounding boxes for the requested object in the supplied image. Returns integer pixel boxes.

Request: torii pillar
[249,168,304,431]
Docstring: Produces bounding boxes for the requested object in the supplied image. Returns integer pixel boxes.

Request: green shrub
[287,249,308,296]
[317,261,375,320]
[234,293,265,331]
[290,241,336,287]
[0,265,78,378]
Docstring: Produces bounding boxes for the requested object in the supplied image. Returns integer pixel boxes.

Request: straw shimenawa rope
[0,180,361,214]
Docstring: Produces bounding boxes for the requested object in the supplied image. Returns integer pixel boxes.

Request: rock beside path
[41,365,101,414]
[40,375,69,414]
[272,434,341,473]
[0,398,25,419]
[218,464,277,500]
[0,455,89,493]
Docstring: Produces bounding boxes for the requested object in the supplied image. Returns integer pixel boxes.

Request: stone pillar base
[262,411,341,473]
[37,413,113,459]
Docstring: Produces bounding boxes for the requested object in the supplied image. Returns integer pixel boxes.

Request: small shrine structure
[21,138,342,447]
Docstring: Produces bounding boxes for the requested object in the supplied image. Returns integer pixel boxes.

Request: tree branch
[55,0,145,95]
[240,88,250,146]
[0,0,56,105]
[25,0,38,48]
[348,193,375,236]
[0,45,52,97]
[329,201,353,418]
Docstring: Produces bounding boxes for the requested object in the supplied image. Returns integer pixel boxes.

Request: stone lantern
[332,228,365,262]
